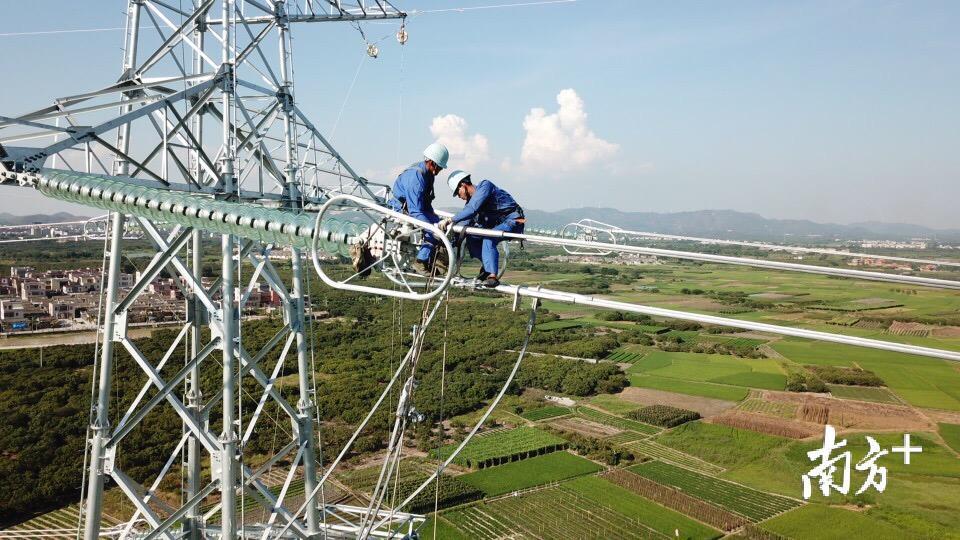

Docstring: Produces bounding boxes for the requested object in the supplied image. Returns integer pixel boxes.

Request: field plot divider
[483,480,563,503]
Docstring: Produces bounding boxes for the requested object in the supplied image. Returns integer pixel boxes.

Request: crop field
[433,427,567,469]
[636,324,670,334]
[589,393,641,414]
[439,486,664,539]
[204,478,345,522]
[761,504,903,539]
[810,299,904,311]
[629,461,801,521]
[772,339,960,410]
[631,404,701,427]
[339,458,435,493]
[719,306,754,314]
[629,351,786,391]
[737,398,798,418]
[655,422,792,470]
[711,411,817,439]
[564,476,721,539]
[721,337,767,349]
[661,330,702,343]
[602,469,748,532]
[576,406,660,434]
[828,314,861,326]
[538,318,587,331]
[625,439,724,474]
[515,262,960,537]
[4,504,120,538]
[826,384,901,403]
[459,451,601,496]
[400,476,485,514]
[605,348,646,363]
[520,405,570,421]
[940,422,960,453]
[795,431,960,480]
[605,431,647,445]
[629,374,751,402]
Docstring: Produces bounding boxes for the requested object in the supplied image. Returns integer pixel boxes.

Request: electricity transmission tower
[1,1,409,538]
[6,2,960,539]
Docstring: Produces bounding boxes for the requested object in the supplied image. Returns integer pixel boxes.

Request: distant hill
[521,208,960,243]
[0,212,94,225]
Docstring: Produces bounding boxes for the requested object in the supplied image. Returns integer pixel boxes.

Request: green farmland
[628,461,801,521]
[773,339,960,410]
[940,422,960,453]
[10,250,960,538]
[459,451,601,496]
[589,393,641,414]
[436,488,656,540]
[827,384,902,403]
[605,348,646,363]
[520,405,570,421]
[761,504,904,539]
[433,427,567,469]
[628,374,750,401]
[565,476,721,539]
[629,351,787,391]
[624,439,725,475]
[576,406,660,434]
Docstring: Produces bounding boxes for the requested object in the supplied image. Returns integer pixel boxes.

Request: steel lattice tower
[0,1,406,538]
[7,2,960,539]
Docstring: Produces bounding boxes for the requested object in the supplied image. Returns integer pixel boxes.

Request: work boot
[482,276,500,288]
[433,246,449,274]
[414,258,433,275]
[350,244,373,278]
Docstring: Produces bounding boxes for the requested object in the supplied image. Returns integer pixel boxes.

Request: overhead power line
[408,0,577,15]
[0,0,579,37]
[0,26,130,37]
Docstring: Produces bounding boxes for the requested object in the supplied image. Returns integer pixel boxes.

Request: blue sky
[1,0,958,227]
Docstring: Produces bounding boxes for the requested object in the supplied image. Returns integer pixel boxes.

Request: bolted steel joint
[276,87,295,112]
[297,398,315,413]
[219,65,235,92]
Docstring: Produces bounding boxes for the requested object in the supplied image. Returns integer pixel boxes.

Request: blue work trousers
[465,215,524,275]
[418,228,440,262]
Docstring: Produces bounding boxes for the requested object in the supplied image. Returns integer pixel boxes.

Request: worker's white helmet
[447,170,471,195]
[423,142,449,169]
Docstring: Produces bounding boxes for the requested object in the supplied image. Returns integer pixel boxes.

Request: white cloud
[429,114,490,171]
[518,88,619,174]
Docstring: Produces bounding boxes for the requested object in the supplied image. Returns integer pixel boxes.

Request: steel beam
[474,281,960,363]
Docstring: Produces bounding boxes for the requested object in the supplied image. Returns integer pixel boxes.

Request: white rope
[408,0,577,16]
[329,52,367,139]
[0,0,578,37]
[359,289,441,536]
[274,297,448,539]
[0,26,137,37]
[432,293,450,540]
[371,300,540,534]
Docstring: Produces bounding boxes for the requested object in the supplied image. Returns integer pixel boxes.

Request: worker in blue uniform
[387,142,450,274]
[440,170,524,288]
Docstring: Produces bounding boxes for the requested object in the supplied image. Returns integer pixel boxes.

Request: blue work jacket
[388,162,438,223]
[451,179,522,227]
